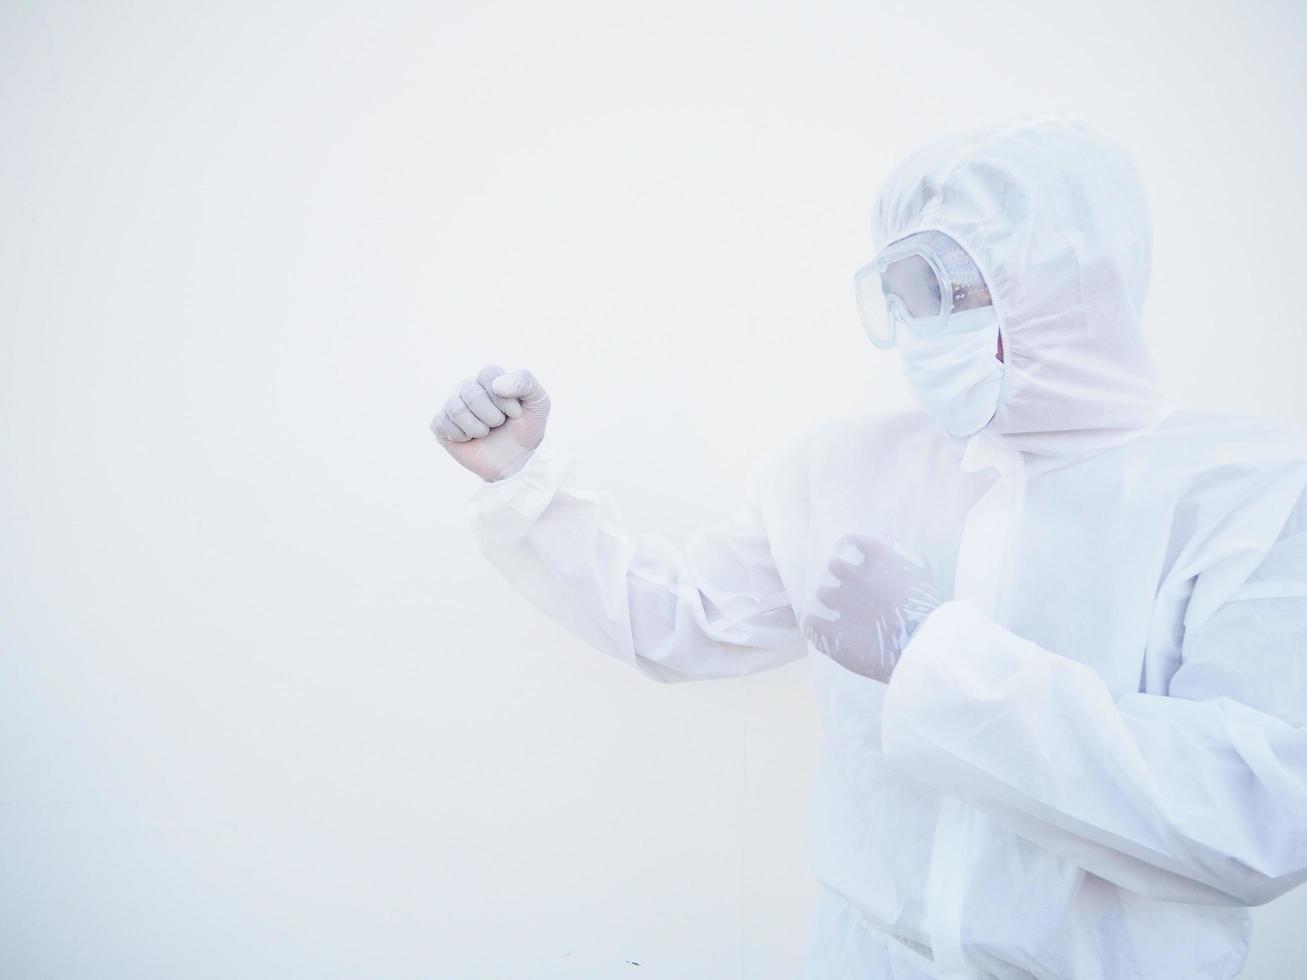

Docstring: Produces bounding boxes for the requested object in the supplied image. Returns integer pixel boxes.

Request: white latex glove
[431,365,551,482]
[801,532,941,683]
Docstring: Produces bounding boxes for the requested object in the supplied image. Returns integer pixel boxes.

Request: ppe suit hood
[873,116,1171,465]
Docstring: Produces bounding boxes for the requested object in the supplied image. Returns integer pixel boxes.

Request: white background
[4,1,1307,977]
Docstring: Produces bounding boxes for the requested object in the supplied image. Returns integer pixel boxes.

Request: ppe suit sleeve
[469,444,807,683]
[880,519,1307,907]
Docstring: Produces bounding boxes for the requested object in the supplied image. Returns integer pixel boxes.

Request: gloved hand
[800,532,941,683]
[431,365,551,482]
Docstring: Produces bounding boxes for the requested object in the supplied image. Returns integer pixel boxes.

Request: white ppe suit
[468,117,1307,978]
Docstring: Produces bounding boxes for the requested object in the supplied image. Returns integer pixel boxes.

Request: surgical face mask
[896,306,1005,437]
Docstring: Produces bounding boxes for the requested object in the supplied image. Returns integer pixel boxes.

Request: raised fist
[431,365,551,482]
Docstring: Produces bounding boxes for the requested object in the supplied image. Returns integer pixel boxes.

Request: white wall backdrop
[4,1,1306,977]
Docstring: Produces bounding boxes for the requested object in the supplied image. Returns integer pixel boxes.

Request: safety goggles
[853,230,992,349]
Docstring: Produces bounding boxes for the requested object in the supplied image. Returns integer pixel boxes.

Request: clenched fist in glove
[801,532,941,683]
[431,365,551,482]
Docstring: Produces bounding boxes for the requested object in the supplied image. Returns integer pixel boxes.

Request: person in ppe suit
[430,116,1307,978]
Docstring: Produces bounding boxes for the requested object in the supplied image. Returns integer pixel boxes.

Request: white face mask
[896,306,1005,437]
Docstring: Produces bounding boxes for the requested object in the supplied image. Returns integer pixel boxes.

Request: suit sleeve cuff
[881,599,1025,782]
[468,444,573,543]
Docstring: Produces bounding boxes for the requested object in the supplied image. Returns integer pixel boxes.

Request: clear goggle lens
[853,231,992,349]
[854,253,948,349]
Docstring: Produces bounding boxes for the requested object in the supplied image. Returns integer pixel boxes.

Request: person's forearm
[471,447,806,683]
[882,600,1307,906]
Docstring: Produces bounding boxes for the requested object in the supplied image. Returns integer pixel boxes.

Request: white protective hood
[873,116,1172,465]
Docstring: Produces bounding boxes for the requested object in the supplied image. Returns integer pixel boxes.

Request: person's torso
[754,408,1303,979]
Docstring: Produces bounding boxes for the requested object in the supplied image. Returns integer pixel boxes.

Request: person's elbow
[1216,862,1307,907]
[1182,830,1307,907]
